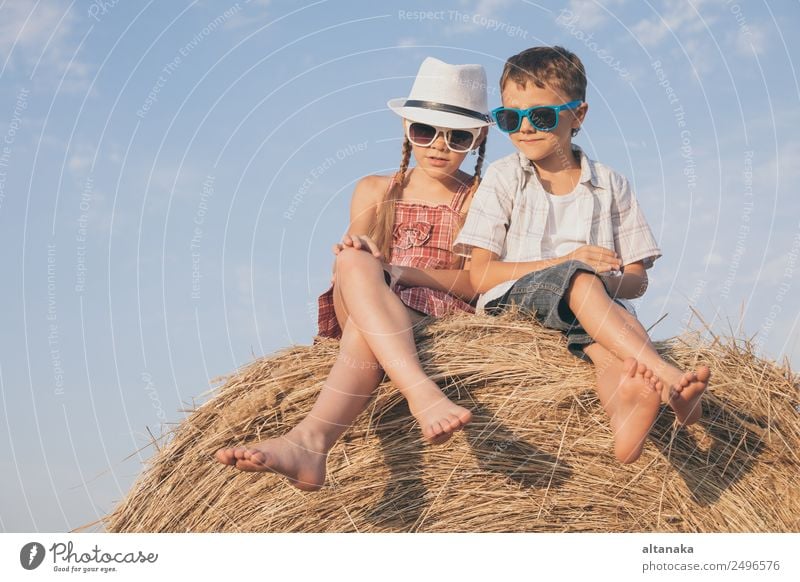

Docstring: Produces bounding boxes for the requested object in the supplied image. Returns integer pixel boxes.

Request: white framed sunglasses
[404,121,482,153]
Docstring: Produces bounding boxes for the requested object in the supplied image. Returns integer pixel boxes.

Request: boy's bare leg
[583,343,662,463]
[330,247,472,444]
[214,318,386,490]
[566,271,709,425]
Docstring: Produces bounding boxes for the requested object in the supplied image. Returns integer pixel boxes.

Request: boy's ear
[572,102,589,132]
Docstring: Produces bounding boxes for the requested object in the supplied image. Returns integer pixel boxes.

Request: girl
[215,57,491,490]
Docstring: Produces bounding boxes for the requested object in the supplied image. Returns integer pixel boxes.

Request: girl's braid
[469,138,486,197]
[370,137,412,262]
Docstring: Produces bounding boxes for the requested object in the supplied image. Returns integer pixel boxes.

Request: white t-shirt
[540,190,591,259]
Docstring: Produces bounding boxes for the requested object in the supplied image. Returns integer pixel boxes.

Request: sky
[0,0,798,533]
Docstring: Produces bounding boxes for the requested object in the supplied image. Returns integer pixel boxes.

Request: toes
[445,414,462,431]
[636,361,647,376]
[425,422,452,445]
[233,447,248,460]
[249,450,269,466]
[622,358,637,378]
[643,369,653,381]
[236,460,264,472]
[696,365,711,383]
[214,448,234,465]
[422,424,437,441]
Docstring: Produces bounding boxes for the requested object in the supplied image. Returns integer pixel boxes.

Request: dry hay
[103,310,800,532]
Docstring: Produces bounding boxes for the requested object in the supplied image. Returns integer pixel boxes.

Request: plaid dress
[316,182,475,340]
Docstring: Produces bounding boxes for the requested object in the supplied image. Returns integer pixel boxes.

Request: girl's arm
[328,176,385,283]
[391,264,477,303]
[346,176,385,241]
[391,191,478,302]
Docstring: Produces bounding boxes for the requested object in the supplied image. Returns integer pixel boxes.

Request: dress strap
[449,182,472,213]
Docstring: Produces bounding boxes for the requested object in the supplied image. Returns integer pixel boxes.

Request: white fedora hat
[387,57,492,129]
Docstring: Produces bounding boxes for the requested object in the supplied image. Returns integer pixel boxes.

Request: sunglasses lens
[448,130,474,152]
[494,109,520,132]
[408,123,436,145]
[530,108,558,130]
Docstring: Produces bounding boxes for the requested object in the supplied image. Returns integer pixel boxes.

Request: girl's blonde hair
[368,136,487,266]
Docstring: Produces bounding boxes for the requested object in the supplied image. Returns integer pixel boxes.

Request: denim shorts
[484,260,635,361]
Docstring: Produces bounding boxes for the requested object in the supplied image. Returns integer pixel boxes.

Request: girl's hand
[332,234,383,260]
[567,245,622,274]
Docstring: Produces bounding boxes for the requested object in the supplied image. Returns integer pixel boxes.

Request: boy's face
[500,80,587,167]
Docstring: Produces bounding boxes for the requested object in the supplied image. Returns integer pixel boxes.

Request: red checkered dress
[316,182,475,340]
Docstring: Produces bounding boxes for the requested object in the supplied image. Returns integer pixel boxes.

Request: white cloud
[68,147,94,174]
[731,23,768,57]
[563,0,628,30]
[0,1,91,92]
[631,0,716,49]
[759,139,800,193]
[221,1,269,32]
[444,0,514,36]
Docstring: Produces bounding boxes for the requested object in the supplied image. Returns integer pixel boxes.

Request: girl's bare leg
[331,248,472,443]
[215,249,471,488]
[566,271,709,425]
[583,343,661,463]
[216,308,394,489]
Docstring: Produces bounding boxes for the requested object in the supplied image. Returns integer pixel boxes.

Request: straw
[102,309,800,532]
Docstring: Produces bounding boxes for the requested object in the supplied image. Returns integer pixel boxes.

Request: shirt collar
[517,144,601,188]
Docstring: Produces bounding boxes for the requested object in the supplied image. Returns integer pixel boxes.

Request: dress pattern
[316,180,475,340]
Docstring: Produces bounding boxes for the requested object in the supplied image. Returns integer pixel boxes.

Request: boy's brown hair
[499,46,586,102]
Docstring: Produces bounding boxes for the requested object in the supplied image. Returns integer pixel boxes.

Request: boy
[454,46,709,463]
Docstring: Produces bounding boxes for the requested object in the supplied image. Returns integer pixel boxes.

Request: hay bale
[103,310,800,532]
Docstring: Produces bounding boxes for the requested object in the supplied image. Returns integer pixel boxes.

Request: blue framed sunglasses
[491,100,583,133]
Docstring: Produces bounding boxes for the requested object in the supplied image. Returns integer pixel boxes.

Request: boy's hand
[567,245,622,274]
[332,234,383,260]
[382,263,404,291]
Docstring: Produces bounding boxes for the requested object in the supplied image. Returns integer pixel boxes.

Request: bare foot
[668,366,710,426]
[405,382,472,445]
[214,427,328,491]
[610,358,662,464]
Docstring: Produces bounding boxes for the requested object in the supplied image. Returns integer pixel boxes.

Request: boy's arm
[602,260,649,299]
[469,248,562,294]
[468,246,623,294]
[611,174,662,270]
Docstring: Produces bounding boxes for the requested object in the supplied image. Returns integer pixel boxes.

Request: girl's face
[404,119,486,179]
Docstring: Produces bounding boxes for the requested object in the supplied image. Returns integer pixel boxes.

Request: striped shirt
[453,146,662,311]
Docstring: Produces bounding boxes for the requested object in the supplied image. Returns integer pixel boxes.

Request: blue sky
[0,0,798,532]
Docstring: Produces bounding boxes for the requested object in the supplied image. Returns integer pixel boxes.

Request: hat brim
[387,98,492,128]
